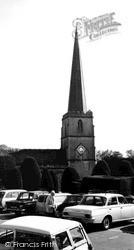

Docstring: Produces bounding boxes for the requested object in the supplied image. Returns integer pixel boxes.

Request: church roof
[68,28,87,113]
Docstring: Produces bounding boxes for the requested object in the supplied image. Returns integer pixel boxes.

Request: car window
[5,192,13,198]
[0,230,14,244]
[55,231,71,249]
[80,196,106,206]
[54,196,67,204]
[15,231,52,249]
[118,196,128,204]
[19,193,29,199]
[68,196,82,203]
[108,197,118,205]
[38,195,48,203]
[76,196,83,203]
[70,227,84,244]
[12,192,19,198]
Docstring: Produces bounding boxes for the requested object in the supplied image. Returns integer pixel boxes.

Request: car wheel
[102,216,111,230]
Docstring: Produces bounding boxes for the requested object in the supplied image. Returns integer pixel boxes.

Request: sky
[0,0,134,156]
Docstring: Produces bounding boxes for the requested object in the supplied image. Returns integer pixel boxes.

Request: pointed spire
[68,27,87,113]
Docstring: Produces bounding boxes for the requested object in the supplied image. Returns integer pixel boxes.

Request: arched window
[78,119,83,132]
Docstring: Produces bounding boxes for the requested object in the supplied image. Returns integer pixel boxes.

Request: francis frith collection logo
[72,13,121,41]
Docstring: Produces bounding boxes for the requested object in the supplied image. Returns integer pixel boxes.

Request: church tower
[61,29,95,177]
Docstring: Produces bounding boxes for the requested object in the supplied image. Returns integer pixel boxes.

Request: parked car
[6,191,45,215]
[125,195,134,204]
[36,193,71,215]
[0,189,26,213]
[57,194,83,216]
[62,193,134,230]
[0,216,94,250]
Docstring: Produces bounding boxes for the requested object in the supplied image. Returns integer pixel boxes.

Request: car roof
[84,193,123,198]
[0,189,26,193]
[39,193,71,197]
[0,216,80,235]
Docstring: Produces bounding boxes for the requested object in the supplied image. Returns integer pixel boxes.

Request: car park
[6,191,45,215]
[0,215,94,250]
[0,189,26,213]
[57,194,83,217]
[62,193,134,230]
[36,193,71,215]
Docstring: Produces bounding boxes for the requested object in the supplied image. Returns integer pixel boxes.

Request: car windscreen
[80,196,106,206]
[18,193,29,200]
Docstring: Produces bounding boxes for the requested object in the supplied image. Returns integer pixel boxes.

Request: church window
[78,119,83,131]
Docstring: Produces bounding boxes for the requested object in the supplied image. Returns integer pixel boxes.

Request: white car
[0,216,94,250]
[36,192,71,214]
[0,189,26,212]
[62,193,134,230]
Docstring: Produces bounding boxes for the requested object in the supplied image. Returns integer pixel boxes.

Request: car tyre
[102,216,111,230]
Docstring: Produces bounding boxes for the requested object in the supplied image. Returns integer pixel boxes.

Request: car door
[118,196,132,220]
[69,226,89,250]
[107,197,121,221]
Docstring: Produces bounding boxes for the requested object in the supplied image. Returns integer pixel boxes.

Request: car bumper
[63,215,95,224]
[6,208,26,212]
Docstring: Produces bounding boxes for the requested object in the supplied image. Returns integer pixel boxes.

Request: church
[12,28,95,179]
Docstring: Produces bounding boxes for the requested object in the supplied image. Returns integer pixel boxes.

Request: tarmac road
[86,221,134,250]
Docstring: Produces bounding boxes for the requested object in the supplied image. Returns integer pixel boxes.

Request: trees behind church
[0,150,134,196]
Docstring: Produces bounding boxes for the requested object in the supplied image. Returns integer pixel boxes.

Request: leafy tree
[6,167,23,189]
[118,160,134,176]
[50,170,58,192]
[20,157,41,191]
[92,160,111,176]
[96,150,123,161]
[41,168,54,192]
[61,166,81,193]
[126,150,134,158]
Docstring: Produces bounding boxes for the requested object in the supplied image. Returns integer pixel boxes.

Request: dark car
[6,191,43,215]
[56,194,83,216]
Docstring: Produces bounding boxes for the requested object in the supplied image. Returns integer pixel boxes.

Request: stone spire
[68,28,87,113]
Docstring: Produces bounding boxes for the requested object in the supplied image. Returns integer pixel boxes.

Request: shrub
[0,156,6,188]
[20,157,41,191]
[61,166,80,193]
[4,155,16,170]
[103,156,121,176]
[6,167,23,189]
[50,170,58,192]
[118,160,134,176]
[80,176,116,193]
[41,168,54,192]
[92,160,111,176]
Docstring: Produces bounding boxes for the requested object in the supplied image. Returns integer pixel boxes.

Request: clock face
[76,145,86,155]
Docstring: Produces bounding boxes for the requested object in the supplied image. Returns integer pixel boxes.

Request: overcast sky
[0,0,134,156]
